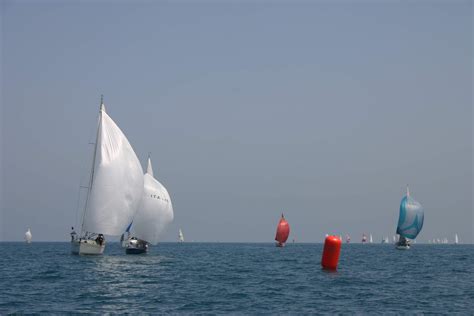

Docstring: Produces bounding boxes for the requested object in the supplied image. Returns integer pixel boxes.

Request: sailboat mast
[80,95,104,235]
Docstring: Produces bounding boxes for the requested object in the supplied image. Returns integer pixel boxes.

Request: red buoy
[321,235,341,270]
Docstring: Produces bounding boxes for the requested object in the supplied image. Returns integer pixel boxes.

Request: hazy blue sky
[1,0,472,243]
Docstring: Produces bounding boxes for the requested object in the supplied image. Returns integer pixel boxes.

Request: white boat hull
[71,240,105,255]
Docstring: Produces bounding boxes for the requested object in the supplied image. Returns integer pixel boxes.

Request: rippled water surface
[0,242,472,314]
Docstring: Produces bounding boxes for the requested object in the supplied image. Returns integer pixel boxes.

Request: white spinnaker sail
[83,106,144,236]
[25,229,32,242]
[132,158,174,245]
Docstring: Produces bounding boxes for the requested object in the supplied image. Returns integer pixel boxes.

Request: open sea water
[0,242,472,314]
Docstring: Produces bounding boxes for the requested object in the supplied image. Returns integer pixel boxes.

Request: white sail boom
[83,107,144,236]
[132,164,174,245]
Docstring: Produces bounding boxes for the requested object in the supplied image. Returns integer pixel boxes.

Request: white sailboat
[369,234,373,243]
[25,228,32,243]
[124,155,174,254]
[71,97,144,255]
[178,229,184,242]
[454,234,459,244]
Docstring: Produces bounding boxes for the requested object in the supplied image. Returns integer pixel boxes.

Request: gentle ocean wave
[0,242,473,314]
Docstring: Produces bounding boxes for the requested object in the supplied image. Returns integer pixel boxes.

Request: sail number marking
[150,194,169,203]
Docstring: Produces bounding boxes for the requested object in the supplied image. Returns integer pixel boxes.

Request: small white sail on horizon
[179,229,184,242]
[454,234,459,244]
[369,234,373,243]
[25,228,32,243]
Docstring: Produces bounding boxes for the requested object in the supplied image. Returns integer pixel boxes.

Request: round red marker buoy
[321,235,342,270]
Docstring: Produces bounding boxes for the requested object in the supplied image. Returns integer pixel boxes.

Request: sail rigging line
[73,99,101,233]
[80,97,103,236]
[74,186,86,232]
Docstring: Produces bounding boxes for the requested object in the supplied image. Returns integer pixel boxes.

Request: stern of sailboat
[71,239,105,255]
[123,237,149,254]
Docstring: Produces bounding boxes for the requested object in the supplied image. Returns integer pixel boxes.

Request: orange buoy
[321,235,342,270]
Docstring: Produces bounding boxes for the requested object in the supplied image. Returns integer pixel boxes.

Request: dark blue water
[0,242,472,314]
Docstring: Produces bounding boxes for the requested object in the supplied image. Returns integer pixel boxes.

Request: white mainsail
[179,229,184,242]
[130,157,174,245]
[82,102,144,236]
[25,228,32,243]
[454,234,459,244]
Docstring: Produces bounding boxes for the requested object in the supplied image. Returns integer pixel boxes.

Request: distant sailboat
[178,229,184,242]
[71,96,144,255]
[395,186,424,250]
[123,155,174,254]
[454,234,459,244]
[25,228,32,243]
[369,234,373,243]
[345,235,351,244]
[362,234,367,243]
[275,213,290,247]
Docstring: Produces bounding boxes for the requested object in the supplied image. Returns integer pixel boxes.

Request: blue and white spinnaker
[396,186,424,239]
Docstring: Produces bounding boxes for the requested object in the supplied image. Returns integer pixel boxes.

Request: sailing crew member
[70,227,77,242]
[96,234,104,245]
